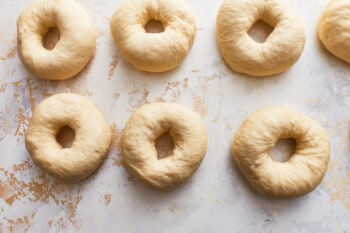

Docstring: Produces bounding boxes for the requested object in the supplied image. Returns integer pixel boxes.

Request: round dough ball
[122,102,207,189]
[25,93,112,182]
[319,0,350,63]
[232,107,330,198]
[216,0,305,76]
[110,0,196,72]
[17,0,96,80]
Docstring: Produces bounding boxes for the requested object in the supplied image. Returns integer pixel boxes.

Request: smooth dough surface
[216,0,305,76]
[17,0,96,80]
[122,102,207,189]
[110,0,196,72]
[232,107,330,198]
[25,93,111,182]
[319,0,350,63]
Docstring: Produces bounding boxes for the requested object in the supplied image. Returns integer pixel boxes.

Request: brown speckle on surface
[168,202,187,213]
[128,88,149,99]
[104,193,112,206]
[108,56,118,79]
[0,166,57,205]
[155,96,166,102]
[25,78,56,100]
[159,78,188,102]
[168,202,180,213]
[113,158,124,167]
[26,79,36,111]
[96,29,105,40]
[0,183,11,203]
[14,107,29,138]
[128,88,149,107]
[48,217,67,231]
[110,123,124,167]
[113,92,120,100]
[324,160,350,209]
[66,194,82,229]
[0,160,83,230]
[110,123,122,153]
[0,77,58,141]
[212,115,220,123]
[65,54,95,96]
[0,83,7,92]
[127,175,134,182]
[225,122,233,132]
[4,212,36,233]
[183,77,189,88]
[0,47,16,60]
[12,159,33,173]
[6,48,16,59]
[193,95,208,117]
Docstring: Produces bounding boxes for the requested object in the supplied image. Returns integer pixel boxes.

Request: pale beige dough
[216,0,305,76]
[17,0,96,80]
[319,0,350,63]
[25,93,112,182]
[110,0,196,72]
[232,107,330,198]
[122,102,207,189]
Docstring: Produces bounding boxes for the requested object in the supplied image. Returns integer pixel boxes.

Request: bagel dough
[232,107,330,198]
[110,0,196,72]
[319,0,350,63]
[17,0,96,80]
[216,0,305,76]
[122,102,207,189]
[25,93,111,182]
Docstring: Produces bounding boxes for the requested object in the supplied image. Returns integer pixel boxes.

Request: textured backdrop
[0,0,349,232]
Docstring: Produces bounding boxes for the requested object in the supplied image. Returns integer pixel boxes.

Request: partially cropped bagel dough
[216,0,305,76]
[232,107,330,198]
[25,93,112,182]
[319,0,350,63]
[17,0,96,80]
[110,0,196,72]
[122,102,207,189]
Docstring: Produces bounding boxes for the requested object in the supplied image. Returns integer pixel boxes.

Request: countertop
[0,0,349,232]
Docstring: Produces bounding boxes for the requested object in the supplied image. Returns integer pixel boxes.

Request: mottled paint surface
[0,0,350,232]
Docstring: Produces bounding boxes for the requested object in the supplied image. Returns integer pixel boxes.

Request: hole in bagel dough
[248,20,273,43]
[43,27,60,50]
[155,132,174,159]
[145,20,164,33]
[269,138,296,163]
[56,125,76,149]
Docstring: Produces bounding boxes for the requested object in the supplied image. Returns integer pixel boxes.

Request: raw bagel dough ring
[17,0,96,80]
[122,102,207,189]
[231,107,330,198]
[25,93,112,182]
[110,0,196,72]
[319,0,350,63]
[216,0,305,76]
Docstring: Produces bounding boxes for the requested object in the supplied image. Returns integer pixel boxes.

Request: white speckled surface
[0,0,350,232]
